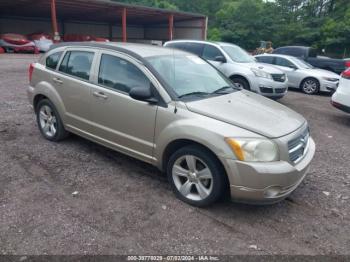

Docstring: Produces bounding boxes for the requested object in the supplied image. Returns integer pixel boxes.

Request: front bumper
[251,77,289,98]
[221,137,315,204]
[320,80,339,92]
[332,89,350,113]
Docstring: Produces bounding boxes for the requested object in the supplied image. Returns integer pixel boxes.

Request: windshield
[146,54,237,99]
[221,45,255,63]
[290,57,314,69]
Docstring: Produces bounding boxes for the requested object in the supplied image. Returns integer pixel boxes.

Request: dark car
[273,46,349,75]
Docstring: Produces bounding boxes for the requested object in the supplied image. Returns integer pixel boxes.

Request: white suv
[164,40,288,99]
[332,68,350,113]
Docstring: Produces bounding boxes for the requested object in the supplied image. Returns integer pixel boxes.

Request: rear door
[54,48,97,133]
[89,50,158,162]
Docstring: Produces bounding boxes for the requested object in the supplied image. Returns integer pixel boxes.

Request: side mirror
[129,85,158,104]
[214,56,226,63]
[289,65,298,70]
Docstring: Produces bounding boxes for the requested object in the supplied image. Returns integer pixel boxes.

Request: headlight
[251,68,272,79]
[322,77,339,82]
[225,138,279,162]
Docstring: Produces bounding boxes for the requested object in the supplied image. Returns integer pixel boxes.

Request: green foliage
[114,0,350,56]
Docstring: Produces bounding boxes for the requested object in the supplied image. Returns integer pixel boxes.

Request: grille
[260,87,273,93]
[275,88,287,94]
[271,74,286,82]
[288,127,310,163]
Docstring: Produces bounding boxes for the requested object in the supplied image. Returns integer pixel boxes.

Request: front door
[90,52,158,162]
[273,57,300,88]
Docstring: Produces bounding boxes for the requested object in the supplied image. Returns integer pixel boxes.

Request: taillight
[29,63,34,82]
[345,61,350,68]
[341,69,350,79]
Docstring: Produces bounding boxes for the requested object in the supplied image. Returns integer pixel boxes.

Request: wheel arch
[229,74,251,89]
[161,139,226,175]
[299,76,320,89]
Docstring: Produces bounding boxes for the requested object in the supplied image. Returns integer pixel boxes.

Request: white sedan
[255,54,340,95]
[332,69,350,113]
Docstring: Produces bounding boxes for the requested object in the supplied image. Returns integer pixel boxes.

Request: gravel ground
[0,54,349,256]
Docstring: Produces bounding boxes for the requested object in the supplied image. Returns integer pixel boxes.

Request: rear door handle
[93,91,108,100]
[53,77,63,84]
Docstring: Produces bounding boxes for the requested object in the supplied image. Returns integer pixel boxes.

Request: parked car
[27,33,53,52]
[255,54,340,95]
[273,46,348,75]
[331,69,350,113]
[0,33,38,53]
[63,34,109,42]
[28,42,315,206]
[164,40,288,99]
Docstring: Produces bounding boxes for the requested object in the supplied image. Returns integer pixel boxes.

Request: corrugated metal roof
[0,0,206,24]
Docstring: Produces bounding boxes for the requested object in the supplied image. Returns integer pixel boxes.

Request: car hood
[241,62,283,74]
[185,90,306,138]
[303,68,340,78]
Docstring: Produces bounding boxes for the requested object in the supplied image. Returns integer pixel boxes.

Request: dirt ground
[0,54,349,255]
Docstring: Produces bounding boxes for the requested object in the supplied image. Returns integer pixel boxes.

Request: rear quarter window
[46,52,62,70]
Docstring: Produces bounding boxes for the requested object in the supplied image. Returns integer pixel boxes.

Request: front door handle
[53,77,63,84]
[93,91,108,100]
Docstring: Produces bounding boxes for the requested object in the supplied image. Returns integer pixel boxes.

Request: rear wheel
[231,77,250,90]
[167,145,227,207]
[301,78,320,95]
[36,99,69,141]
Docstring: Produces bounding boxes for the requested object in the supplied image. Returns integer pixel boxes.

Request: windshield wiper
[212,85,238,94]
[178,92,210,98]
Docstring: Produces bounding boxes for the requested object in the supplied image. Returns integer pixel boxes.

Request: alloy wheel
[303,79,317,94]
[172,155,213,201]
[39,105,57,138]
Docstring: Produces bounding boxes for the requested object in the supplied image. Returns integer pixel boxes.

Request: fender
[32,80,67,123]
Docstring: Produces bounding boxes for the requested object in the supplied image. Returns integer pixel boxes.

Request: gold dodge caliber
[28,43,315,207]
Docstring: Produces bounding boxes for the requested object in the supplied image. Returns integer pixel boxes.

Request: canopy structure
[0,0,208,43]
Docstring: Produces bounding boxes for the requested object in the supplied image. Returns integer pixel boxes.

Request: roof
[275,46,310,50]
[51,42,190,58]
[165,39,240,48]
[0,0,206,25]
[255,53,292,58]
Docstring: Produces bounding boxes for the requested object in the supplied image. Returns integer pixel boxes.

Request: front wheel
[231,77,250,90]
[301,78,320,95]
[167,145,227,207]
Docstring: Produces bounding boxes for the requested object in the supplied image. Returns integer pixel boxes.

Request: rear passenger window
[185,43,204,56]
[98,54,150,94]
[202,45,223,61]
[46,52,62,70]
[59,51,94,80]
[256,56,274,64]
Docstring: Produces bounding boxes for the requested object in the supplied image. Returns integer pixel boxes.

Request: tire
[301,78,320,95]
[36,99,69,142]
[167,145,227,207]
[231,77,250,90]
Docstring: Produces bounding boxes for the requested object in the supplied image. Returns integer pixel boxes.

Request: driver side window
[98,54,150,94]
[202,45,223,61]
[275,57,295,68]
